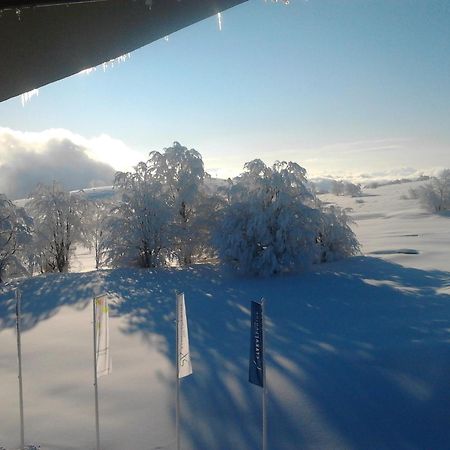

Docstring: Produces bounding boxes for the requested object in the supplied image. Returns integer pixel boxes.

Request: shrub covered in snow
[216,160,359,276]
[316,206,360,263]
[416,169,450,213]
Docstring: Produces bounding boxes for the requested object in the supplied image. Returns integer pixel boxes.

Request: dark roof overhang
[0,0,247,102]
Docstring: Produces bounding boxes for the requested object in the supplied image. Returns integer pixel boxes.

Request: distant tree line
[0,142,361,282]
[364,175,430,190]
[329,180,363,197]
[310,178,363,197]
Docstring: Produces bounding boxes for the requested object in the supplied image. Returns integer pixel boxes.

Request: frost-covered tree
[316,206,360,263]
[345,181,363,197]
[107,142,211,268]
[26,183,88,273]
[216,160,316,275]
[330,180,345,196]
[331,180,362,197]
[0,194,33,283]
[216,160,359,276]
[147,142,206,265]
[104,163,171,268]
[417,169,450,212]
[84,199,112,269]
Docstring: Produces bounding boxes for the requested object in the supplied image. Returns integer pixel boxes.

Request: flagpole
[175,293,181,450]
[15,289,25,450]
[261,298,267,450]
[93,297,100,450]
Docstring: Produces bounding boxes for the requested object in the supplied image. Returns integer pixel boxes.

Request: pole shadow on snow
[1,256,450,449]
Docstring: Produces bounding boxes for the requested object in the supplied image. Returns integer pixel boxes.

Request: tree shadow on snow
[105,257,450,450]
[0,271,106,331]
[1,257,450,450]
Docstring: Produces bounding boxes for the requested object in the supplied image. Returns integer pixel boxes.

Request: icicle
[144,0,153,9]
[20,89,39,106]
[20,53,130,104]
[217,12,222,31]
[78,67,97,76]
[75,53,131,73]
[115,54,131,64]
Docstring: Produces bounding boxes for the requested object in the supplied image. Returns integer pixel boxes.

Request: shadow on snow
[1,256,450,449]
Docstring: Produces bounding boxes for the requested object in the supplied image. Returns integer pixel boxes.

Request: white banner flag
[177,293,192,379]
[95,295,111,378]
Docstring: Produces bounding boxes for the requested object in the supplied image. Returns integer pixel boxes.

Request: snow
[320,180,450,272]
[1,180,450,450]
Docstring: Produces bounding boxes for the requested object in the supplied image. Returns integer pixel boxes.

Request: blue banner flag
[249,300,264,387]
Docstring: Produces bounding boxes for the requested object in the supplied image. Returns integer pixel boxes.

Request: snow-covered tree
[216,160,359,276]
[345,181,363,197]
[147,142,207,265]
[104,163,171,268]
[106,142,212,268]
[417,169,450,212]
[0,194,33,283]
[216,160,316,275]
[331,180,363,197]
[84,199,112,269]
[330,180,345,196]
[316,206,360,263]
[26,183,88,273]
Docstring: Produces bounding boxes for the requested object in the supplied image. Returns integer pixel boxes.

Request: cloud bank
[0,128,117,200]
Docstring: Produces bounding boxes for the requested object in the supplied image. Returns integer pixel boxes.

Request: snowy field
[1,180,450,450]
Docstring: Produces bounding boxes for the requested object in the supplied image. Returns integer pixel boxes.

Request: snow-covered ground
[321,180,450,273]
[1,181,450,450]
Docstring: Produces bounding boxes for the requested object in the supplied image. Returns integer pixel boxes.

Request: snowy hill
[320,180,450,272]
[1,180,450,450]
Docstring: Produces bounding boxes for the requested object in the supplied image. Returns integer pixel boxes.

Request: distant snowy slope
[79,185,115,201]
[12,185,116,208]
[13,176,227,207]
[320,180,450,272]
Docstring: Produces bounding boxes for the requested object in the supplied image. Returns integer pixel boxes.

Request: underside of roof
[0,0,247,103]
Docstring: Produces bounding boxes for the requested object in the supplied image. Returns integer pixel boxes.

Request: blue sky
[0,0,449,180]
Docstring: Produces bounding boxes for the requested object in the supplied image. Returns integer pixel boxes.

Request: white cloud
[0,127,129,199]
[82,133,144,171]
[0,127,144,171]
